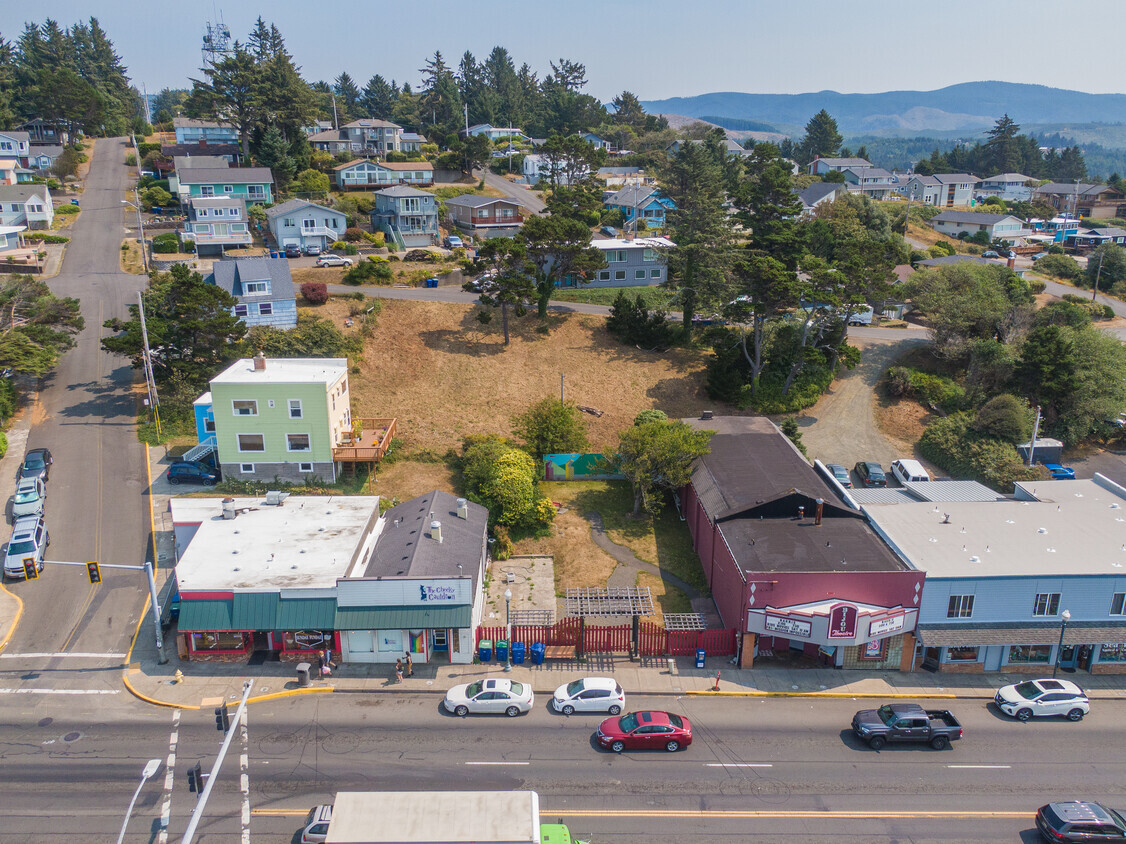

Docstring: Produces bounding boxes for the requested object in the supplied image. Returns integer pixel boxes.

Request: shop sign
[764,614,812,638]
[863,639,885,659]
[828,603,858,639]
[869,613,905,637]
[419,584,456,602]
[293,630,329,649]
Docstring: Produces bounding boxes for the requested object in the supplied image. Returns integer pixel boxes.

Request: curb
[122,671,199,710]
[0,583,25,653]
[686,690,961,699]
[247,687,334,704]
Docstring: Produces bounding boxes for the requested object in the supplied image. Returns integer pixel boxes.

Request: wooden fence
[476,619,737,657]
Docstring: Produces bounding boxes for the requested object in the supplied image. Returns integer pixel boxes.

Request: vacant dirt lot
[344,299,740,453]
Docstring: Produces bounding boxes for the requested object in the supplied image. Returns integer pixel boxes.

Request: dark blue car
[167,461,219,486]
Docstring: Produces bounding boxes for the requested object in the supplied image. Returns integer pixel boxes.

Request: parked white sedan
[551,677,625,715]
[994,678,1090,721]
[443,678,534,717]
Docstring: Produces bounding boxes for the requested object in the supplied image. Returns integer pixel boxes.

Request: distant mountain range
[643,82,1126,138]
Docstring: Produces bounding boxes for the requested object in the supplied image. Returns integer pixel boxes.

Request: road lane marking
[705,763,773,768]
[253,808,1032,820]
[158,709,180,844]
[0,688,120,694]
[946,765,1011,769]
[464,761,530,766]
[0,651,127,659]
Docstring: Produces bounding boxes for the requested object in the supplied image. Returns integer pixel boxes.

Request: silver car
[443,678,533,717]
[994,678,1090,721]
[12,477,45,517]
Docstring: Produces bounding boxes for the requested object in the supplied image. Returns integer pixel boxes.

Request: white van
[848,307,875,326]
[890,458,930,484]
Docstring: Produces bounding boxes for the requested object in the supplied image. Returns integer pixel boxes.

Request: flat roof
[172,496,379,591]
[593,236,674,250]
[327,792,538,844]
[864,476,1126,579]
[210,357,346,386]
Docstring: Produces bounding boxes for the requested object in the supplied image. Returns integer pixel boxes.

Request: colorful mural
[542,453,624,481]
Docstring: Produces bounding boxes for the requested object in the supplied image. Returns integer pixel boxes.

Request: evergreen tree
[333,71,361,121]
[797,110,843,164]
[456,51,483,127]
[361,74,396,119]
[255,126,295,193]
[187,45,263,157]
[985,114,1021,174]
[419,51,462,137]
[611,91,647,132]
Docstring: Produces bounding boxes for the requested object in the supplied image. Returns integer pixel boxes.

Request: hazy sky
[21,0,1126,101]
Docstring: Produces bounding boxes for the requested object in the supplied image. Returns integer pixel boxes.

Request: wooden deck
[333,417,397,464]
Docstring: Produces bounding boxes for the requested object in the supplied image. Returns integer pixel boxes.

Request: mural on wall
[542,453,624,481]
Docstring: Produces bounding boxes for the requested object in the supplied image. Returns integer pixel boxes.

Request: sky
[21,0,1126,102]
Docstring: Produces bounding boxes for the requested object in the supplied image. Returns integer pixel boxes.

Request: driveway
[475,168,546,215]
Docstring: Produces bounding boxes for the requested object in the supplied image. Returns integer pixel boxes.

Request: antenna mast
[202,14,234,67]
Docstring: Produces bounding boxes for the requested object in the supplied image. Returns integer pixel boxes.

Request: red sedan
[596,710,692,753]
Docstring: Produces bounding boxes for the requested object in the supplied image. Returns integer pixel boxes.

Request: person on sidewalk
[395,659,404,683]
[316,650,326,680]
[404,652,414,677]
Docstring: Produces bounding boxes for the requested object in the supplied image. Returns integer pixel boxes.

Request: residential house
[808,156,872,176]
[171,166,274,205]
[0,160,35,185]
[597,167,653,188]
[915,255,999,270]
[0,184,53,229]
[842,166,896,200]
[522,153,590,185]
[26,146,62,172]
[862,475,1126,674]
[370,186,439,248]
[0,131,31,167]
[977,173,1035,202]
[15,119,63,145]
[169,488,485,666]
[930,210,1028,243]
[1035,183,1126,220]
[170,154,230,183]
[263,199,345,254]
[0,224,26,253]
[173,117,238,145]
[797,182,846,215]
[681,416,923,671]
[444,195,525,237]
[333,159,434,189]
[582,132,611,151]
[899,174,979,206]
[603,185,675,231]
[207,257,297,330]
[310,119,405,156]
[568,236,672,288]
[161,142,242,165]
[1065,226,1126,253]
[666,138,752,158]
[303,120,334,135]
[463,124,529,142]
[399,132,427,153]
[898,174,942,205]
[180,196,252,256]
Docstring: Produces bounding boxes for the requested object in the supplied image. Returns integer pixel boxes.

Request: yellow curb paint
[686,690,958,699]
[247,687,334,704]
[122,671,199,710]
[0,582,25,653]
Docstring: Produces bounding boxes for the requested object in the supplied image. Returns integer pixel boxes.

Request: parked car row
[5,447,52,580]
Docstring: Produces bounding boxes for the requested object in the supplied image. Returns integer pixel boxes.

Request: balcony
[300,225,340,240]
[181,228,252,245]
[333,417,397,464]
[467,213,524,227]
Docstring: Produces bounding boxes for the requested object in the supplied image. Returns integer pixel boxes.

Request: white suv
[4,514,49,579]
[995,678,1090,721]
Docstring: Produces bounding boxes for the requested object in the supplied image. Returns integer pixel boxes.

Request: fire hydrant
[173,669,184,684]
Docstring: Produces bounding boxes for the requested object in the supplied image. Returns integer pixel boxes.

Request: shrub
[971,394,1032,443]
[362,231,385,246]
[919,413,1041,492]
[460,434,553,530]
[606,290,676,350]
[141,185,171,210]
[332,240,348,251]
[928,241,956,258]
[779,417,808,457]
[46,178,59,191]
[343,227,366,242]
[0,431,7,460]
[125,153,137,166]
[151,231,181,253]
[342,260,393,285]
[1027,278,1046,294]
[404,249,438,261]
[884,366,964,412]
[300,282,328,304]
[633,409,668,426]
[55,204,80,215]
[1034,254,1082,281]
[23,233,69,243]
[511,397,588,460]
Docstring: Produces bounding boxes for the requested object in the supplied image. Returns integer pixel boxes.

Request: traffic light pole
[182,680,254,844]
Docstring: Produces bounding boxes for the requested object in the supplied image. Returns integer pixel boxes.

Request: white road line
[704,763,773,768]
[464,761,531,766]
[0,652,128,659]
[0,688,120,695]
[240,709,250,844]
[946,765,1011,769]
[158,710,181,844]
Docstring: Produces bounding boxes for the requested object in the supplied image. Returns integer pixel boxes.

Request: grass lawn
[551,286,677,309]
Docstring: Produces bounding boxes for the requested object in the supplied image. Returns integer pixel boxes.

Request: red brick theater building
[681,417,923,671]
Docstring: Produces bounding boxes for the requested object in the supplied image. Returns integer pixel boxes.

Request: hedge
[918,414,1042,493]
[23,233,69,243]
[55,204,80,215]
[885,366,965,412]
[151,231,181,254]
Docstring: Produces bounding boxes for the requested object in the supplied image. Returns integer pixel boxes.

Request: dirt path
[795,336,927,469]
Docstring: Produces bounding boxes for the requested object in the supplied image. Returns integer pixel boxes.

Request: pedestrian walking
[404,652,414,677]
[395,658,404,683]
[316,649,326,679]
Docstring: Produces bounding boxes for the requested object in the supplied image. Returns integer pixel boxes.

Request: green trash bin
[496,640,509,662]
[478,640,493,662]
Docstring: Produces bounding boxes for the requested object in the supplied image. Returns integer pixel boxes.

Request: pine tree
[255,126,295,192]
[419,51,462,137]
[797,110,843,164]
[361,74,396,120]
[187,45,263,158]
[333,72,361,121]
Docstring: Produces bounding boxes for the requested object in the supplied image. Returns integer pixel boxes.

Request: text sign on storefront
[419,584,457,602]
[828,603,858,639]
[869,613,905,637]
[764,614,812,638]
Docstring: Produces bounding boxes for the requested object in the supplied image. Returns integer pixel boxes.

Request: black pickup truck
[851,703,963,750]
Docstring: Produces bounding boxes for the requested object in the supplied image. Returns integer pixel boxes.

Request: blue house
[863,475,1126,675]
[174,118,238,145]
[603,185,675,231]
[370,186,439,248]
[206,257,297,330]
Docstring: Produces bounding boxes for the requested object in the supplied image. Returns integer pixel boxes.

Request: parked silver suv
[4,514,49,579]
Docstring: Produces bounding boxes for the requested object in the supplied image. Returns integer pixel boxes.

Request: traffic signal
[22,557,37,580]
[86,561,101,584]
[186,761,203,793]
[214,705,230,732]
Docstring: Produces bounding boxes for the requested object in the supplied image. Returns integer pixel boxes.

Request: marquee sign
[869,613,905,637]
[828,603,858,639]
[764,614,812,638]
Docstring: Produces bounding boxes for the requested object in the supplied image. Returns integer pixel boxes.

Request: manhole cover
[62,731,82,743]
[38,718,52,728]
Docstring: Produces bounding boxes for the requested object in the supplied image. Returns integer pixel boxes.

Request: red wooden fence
[476,620,737,657]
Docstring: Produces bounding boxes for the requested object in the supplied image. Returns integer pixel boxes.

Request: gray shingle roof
[815,157,871,168]
[362,490,488,582]
[176,167,273,185]
[605,184,662,208]
[207,258,295,303]
[983,173,1033,183]
[0,131,30,144]
[0,184,49,203]
[1036,182,1121,197]
[931,173,980,184]
[28,145,62,158]
[376,185,432,198]
[931,210,1016,225]
[444,194,522,209]
[916,255,996,268]
[263,198,334,219]
[798,182,843,207]
[343,119,401,130]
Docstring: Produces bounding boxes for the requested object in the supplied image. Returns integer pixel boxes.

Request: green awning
[334,605,471,630]
[232,592,280,629]
[178,599,234,632]
[276,597,337,630]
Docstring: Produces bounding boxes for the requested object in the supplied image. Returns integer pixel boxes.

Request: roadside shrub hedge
[151,232,181,253]
[1059,294,1115,320]
[1034,254,1083,281]
[55,204,80,215]
[885,366,965,412]
[23,233,68,243]
[341,259,393,285]
[606,290,676,350]
[137,142,162,156]
[919,413,1042,492]
[343,227,366,242]
[1027,278,1047,294]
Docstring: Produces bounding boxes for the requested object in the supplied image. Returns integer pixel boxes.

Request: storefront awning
[232,592,280,629]
[918,622,1126,648]
[178,599,234,632]
[276,597,336,630]
[334,605,471,630]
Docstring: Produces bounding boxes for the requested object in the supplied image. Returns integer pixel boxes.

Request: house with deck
[263,199,344,254]
[1035,183,1126,220]
[560,236,671,288]
[808,156,871,176]
[206,257,297,330]
[930,210,1028,243]
[370,186,439,248]
[0,131,31,167]
[180,196,251,256]
[333,159,434,189]
[978,173,1035,202]
[443,195,525,237]
[310,119,405,156]
[173,118,238,145]
[603,185,675,231]
[172,166,274,205]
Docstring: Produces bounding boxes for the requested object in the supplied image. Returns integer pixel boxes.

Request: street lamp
[504,587,513,672]
[116,758,161,844]
[122,196,149,274]
[1053,609,1072,678]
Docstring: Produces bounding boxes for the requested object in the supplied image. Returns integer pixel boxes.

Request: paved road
[476,168,547,215]
[4,137,151,664]
[1,693,1120,842]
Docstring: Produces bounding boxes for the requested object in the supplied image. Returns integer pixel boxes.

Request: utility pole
[332,95,338,130]
[1091,248,1105,302]
[560,373,565,403]
[464,102,469,136]
[182,681,254,844]
[137,292,161,439]
[1028,405,1042,467]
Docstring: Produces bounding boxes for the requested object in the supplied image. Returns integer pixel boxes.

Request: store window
[1100,643,1126,662]
[858,639,888,661]
[946,646,979,662]
[190,631,247,651]
[1112,593,1126,616]
[1033,593,1061,616]
[947,595,974,618]
[1008,644,1051,663]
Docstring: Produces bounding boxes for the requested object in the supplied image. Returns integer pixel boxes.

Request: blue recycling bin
[512,641,526,664]
[478,639,493,662]
[695,648,706,669]
[530,642,545,665]
[269,251,279,259]
[496,640,509,663]
[425,277,439,288]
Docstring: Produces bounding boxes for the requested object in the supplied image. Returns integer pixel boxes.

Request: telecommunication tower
[201,18,233,66]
